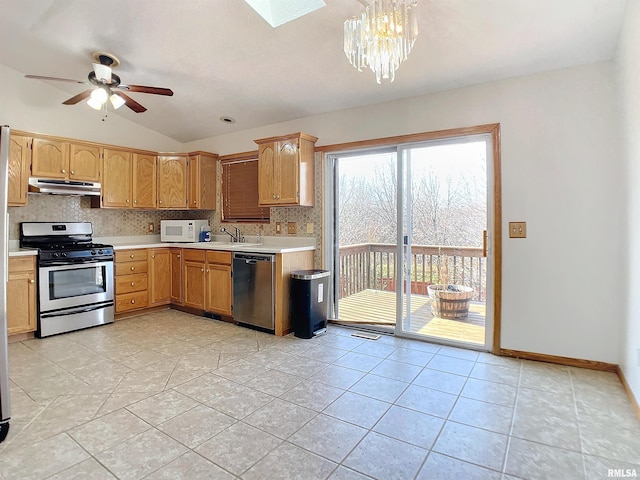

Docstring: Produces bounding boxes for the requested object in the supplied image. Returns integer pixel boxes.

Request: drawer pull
[130,254,135,258]
[131,299,135,304]
[130,267,135,271]
[131,282,135,286]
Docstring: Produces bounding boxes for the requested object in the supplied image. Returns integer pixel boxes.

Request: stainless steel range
[20,222,114,338]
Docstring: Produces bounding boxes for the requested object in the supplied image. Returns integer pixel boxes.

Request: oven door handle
[40,301,114,318]
[39,259,113,267]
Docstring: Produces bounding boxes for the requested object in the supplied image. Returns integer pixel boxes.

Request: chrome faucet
[220,226,242,242]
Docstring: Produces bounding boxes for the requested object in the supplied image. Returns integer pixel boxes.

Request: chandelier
[344,0,418,84]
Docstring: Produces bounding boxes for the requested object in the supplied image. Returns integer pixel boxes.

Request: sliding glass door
[396,138,491,347]
[326,132,494,349]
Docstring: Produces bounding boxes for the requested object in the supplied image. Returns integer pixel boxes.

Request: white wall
[617,0,640,404]
[0,64,182,151]
[187,63,625,364]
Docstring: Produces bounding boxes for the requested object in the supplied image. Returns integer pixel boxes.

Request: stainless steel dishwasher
[232,253,275,332]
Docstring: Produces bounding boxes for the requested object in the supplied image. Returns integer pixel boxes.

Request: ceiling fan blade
[116,84,174,96]
[116,91,147,113]
[62,89,94,105]
[92,63,112,83]
[25,74,88,85]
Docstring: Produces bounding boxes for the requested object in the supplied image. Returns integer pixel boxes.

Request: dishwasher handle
[233,253,275,263]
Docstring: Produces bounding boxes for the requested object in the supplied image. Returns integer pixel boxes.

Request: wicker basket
[428,285,474,319]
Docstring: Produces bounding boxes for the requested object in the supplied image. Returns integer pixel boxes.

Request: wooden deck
[335,289,485,345]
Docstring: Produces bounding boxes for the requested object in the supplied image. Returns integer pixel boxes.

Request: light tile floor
[1,310,639,480]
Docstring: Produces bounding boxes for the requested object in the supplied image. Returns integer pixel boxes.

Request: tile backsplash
[7,195,209,240]
[9,153,324,266]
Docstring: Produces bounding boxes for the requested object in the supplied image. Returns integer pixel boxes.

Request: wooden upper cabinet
[31,137,101,182]
[69,142,101,182]
[257,143,277,206]
[188,153,217,210]
[102,149,132,208]
[31,138,68,179]
[132,154,157,209]
[158,155,188,208]
[8,134,30,207]
[255,132,317,206]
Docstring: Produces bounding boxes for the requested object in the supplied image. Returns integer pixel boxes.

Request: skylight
[244,0,326,28]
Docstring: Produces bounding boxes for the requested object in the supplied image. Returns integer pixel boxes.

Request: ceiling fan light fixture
[110,93,126,109]
[86,97,104,110]
[90,87,108,103]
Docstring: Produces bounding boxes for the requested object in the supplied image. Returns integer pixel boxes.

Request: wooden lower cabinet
[149,248,171,306]
[113,246,315,336]
[115,249,149,313]
[7,256,37,335]
[170,248,183,304]
[183,250,207,309]
[274,251,314,336]
[205,251,232,316]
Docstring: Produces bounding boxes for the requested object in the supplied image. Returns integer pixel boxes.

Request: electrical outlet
[287,222,297,235]
[306,222,314,234]
[509,222,526,238]
[147,222,154,233]
[275,222,282,234]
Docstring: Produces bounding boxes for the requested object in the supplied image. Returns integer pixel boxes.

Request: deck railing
[338,243,486,301]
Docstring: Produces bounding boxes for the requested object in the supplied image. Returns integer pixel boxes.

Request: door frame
[320,123,502,353]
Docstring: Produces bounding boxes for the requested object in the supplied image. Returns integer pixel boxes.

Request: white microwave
[160,220,210,242]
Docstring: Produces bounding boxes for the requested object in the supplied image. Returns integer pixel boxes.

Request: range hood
[28,178,101,196]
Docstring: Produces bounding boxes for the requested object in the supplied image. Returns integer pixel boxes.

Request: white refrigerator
[0,125,12,442]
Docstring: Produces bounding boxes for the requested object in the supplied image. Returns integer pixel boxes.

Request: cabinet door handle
[193,200,197,204]
[134,200,138,204]
[152,255,155,259]
[71,170,75,175]
[201,268,204,272]
[30,279,35,283]
[206,269,209,273]
[61,169,66,173]
[159,200,163,204]
[126,199,130,203]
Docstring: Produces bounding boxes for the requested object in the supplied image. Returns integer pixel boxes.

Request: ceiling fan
[25,52,173,113]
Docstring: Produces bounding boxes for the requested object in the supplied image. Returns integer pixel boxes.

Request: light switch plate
[509,222,527,238]
[275,222,282,234]
[287,222,297,235]
[306,223,314,234]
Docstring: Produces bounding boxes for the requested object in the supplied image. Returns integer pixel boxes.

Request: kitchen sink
[207,241,261,247]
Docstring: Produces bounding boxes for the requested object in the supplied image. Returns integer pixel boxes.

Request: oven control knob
[91,250,96,255]
[98,249,103,254]
[53,252,60,258]
[61,252,68,257]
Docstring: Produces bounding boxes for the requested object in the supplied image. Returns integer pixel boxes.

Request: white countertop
[8,247,38,257]
[99,235,316,254]
[8,236,316,256]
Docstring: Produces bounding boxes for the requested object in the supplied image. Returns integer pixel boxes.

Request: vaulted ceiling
[0,0,628,143]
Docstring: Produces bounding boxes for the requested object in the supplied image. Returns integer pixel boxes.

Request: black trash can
[290,269,331,339]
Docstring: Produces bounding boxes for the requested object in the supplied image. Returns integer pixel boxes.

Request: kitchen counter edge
[111,242,316,254]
